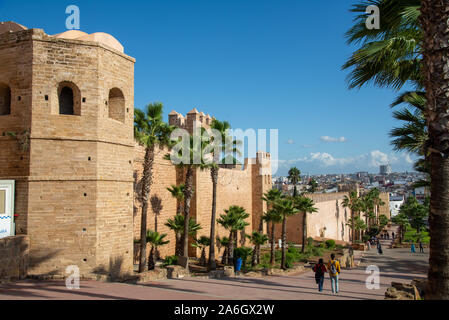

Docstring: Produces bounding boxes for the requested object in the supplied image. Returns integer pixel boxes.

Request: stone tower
[0,22,135,278]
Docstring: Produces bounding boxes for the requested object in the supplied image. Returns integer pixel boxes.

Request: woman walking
[313,258,327,292]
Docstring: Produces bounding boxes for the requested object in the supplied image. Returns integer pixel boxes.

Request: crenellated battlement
[169,108,214,134]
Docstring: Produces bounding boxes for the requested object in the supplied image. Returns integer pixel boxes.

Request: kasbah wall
[0,22,390,279]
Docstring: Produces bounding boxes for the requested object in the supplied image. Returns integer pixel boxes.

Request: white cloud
[278,150,413,171]
[320,136,347,143]
[286,139,295,145]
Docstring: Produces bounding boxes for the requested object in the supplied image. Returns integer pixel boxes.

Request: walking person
[411,243,416,253]
[377,240,383,255]
[313,258,327,292]
[419,241,424,253]
[327,254,341,294]
[392,232,395,239]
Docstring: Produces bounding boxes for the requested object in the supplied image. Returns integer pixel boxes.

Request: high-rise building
[380,164,392,175]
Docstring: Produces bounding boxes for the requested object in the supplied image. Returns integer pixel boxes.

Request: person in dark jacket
[313,258,327,292]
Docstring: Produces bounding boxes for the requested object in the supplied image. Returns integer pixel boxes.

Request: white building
[390,195,405,217]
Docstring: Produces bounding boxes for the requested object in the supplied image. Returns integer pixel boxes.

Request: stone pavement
[0,247,428,300]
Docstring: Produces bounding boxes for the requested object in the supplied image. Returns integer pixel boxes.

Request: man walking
[327,253,341,294]
[419,241,424,253]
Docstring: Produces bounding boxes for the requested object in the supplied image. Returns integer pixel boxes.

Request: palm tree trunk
[139,145,154,273]
[183,165,194,259]
[351,211,355,243]
[222,247,228,265]
[148,246,155,270]
[270,223,276,266]
[251,247,257,267]
[302,211,307,253]
[228,231,234,266]
[421,0,449,299]
[208,167,218,270]
[200,248,206,266]
[256,244,261,265]
[281,216,287,270]
[175,233,182,256]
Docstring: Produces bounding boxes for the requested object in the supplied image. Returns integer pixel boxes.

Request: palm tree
[343,0,422,90]
[294,196,318,253]
[419,0,449,298]
[247,231,269,267]
[167,129,211,266]
[342,191,359,243]
[262,188,284,233]
[134,103,174,273]
[288,167,301,196]
[307,178,318,193]
[146,230,170,270]
[347,216,366,242]
[391,212,410,243]
[262,209,283,266]
[273,198,299,269]
[193,236,211,266]
[216,236,230,265]
[207,119,241,271]
[167,184,185,215]
[165,215,202,256]
[217,206,250,265]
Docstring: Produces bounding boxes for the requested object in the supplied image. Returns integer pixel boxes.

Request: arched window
[108,88,125,123]
[0,83,11,116]
[59,86,74,114]
[58,82,80,115]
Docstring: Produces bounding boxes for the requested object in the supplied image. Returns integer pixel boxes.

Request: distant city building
[380,164,392,175]
[389,195,405,217]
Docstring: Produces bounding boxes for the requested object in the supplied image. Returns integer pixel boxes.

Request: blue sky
[0,0,416,176]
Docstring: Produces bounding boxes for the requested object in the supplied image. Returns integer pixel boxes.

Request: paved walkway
[0,247,428,300]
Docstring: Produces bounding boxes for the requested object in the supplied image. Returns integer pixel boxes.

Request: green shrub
[306,237,314,247]
[319,242,326,249]
[336,244,344,250]
[234,247,253,270]
[163,255,178,266]
[309,246,324,257]
[285,252,296,269]
[325,240,336,249]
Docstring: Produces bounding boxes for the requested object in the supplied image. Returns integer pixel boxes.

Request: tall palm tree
[262,209,283,266]
[167,184,185,215]
[217,206,250,265]
[207,119,241,271]
[342,191,360,243]
[167,129,211,266]
[165,215,202,256]
[262,188,284,233]
[288,167,301,197]
[134,103,174,273]
[420,0,449,298]
[294,196,318,253]
[146,230,170,270]
[273,198,299,269]
[247,231,269,267]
